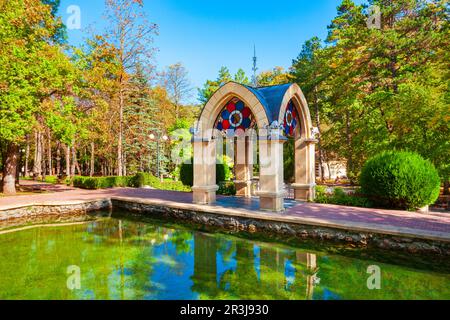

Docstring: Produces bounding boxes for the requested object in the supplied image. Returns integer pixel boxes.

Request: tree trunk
[90,142,95,177]
[71,144,76,177]
[117,89,124,176]
[15,147,21,186]
[33,130,42,179]
[123,152,127,177]
[64,144,70,177]
[444,180,450,195]
[47,131,52,175]
[56,141,61,176]
[24,136,30,177]
[2,143,19,195]
[345,109,353,182]
[313,86,324,183]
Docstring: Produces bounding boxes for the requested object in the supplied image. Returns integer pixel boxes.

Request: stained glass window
[283,100,299,137]
[214,97,256,132]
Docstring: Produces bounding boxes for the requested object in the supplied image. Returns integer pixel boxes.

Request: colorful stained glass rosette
[284,100,299,137]
[214,97,255,132]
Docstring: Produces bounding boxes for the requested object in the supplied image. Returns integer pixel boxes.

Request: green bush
[41,176,58,184]
[71,173,192,192]
[180,162,194,186]
[130,172,159,188]
[132,172,191,192]
[217,181,236,196]
[315,185,329,203]
[360,151,441,210]
[315,186,372,208]
[72,176,132,189]
[180,161,232,187]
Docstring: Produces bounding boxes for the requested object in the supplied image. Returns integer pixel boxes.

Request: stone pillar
[234,136,253,197]
[292,138,317,201]
[192,135,218,205]
[257,127,286,211]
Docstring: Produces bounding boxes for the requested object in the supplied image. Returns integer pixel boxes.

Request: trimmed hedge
[72,173,191,192]
[131,172,191,192]
[43,176,58,184]
[72,176,132,189]
[180,161,231,187]
[315,186,372,208]
[360,151,441,210]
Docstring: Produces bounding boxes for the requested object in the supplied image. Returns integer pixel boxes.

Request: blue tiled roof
[244,83,292,123]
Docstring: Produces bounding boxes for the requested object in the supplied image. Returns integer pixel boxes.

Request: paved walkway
[1,181,449,241]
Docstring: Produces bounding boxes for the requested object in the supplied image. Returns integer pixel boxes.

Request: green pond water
[0,210,449,300]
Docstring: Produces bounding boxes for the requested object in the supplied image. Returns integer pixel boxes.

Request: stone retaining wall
[1,197,449,256]
[112,199,450,256]
[0,199,111,230]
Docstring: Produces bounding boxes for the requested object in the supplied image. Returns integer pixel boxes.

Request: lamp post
[149,133,169,180]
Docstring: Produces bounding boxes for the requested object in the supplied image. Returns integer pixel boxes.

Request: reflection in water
[0,214,449,300]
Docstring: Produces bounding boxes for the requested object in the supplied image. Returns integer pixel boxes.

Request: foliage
[198,67,252,104]
[179,162,194,187]
[73,176,132,189]
[72,172,191,192]
[217,181,236,196]
[160,63,192,120]
[257,67,290,86]
[290,0,449,186]
[43,176,59,184]
[283,139,295,183]
[315,186,372,208]
[180,161,232,187]
[360,151,441,210]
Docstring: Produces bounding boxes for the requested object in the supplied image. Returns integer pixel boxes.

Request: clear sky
[59,0,365,102]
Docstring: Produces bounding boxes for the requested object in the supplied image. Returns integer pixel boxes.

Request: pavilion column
[292,137,317,201]
[257,127,286,211]
[192,134,218,205]
[234,136,253,197]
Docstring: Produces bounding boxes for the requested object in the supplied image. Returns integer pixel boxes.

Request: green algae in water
[0,211,449,300]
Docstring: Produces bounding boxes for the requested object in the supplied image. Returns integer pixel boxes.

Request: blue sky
[60,0,365,102]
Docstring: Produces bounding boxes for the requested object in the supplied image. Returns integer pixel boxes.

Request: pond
[0,210,449,300]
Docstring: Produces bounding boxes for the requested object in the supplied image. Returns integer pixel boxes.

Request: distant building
[316,160,347,181]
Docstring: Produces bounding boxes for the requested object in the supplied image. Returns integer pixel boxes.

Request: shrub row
[72,176,132,189]
[131,172,191,192]
[72,173,191,192]
[315,186,373,208]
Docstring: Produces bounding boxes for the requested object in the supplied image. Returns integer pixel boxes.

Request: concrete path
[1,180,449,241]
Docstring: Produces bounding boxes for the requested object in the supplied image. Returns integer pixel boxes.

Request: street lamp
[150,133,169,180]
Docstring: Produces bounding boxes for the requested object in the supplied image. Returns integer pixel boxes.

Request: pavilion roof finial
[252,44,258,87]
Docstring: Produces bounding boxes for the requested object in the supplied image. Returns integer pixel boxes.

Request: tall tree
[160,63,192,120]
[104,0,158,176]
[291,37,329,181]
[0,0,72,194]
[124,63,160,173]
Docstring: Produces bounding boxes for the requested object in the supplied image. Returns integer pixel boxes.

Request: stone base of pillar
[257,191,285,212]
[292,183,316,201]
[192,185,219,205]
[234,180,252,197]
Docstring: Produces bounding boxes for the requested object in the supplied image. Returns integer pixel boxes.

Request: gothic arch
[192,82,316,211]
[196,82,270,134]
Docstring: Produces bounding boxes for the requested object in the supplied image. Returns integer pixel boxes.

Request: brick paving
[1,180,449,237]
